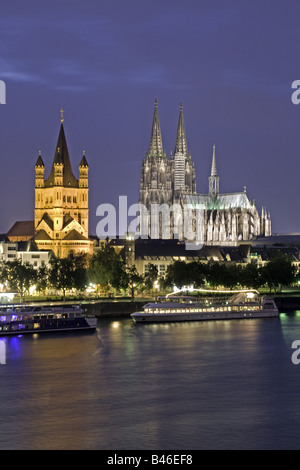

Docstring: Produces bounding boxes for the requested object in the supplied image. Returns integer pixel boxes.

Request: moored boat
[0,304,97,336]
[131,290,279,323]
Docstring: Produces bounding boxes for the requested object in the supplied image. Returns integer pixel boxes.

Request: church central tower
[34,111,93,258]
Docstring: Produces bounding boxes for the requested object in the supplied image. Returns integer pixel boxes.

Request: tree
[164,260,191,289]
[109,256,129,292]
[240,263,262,290]
[36,264,49,294]
[48,258,75,300]
[126,265,144,300]
[72,254,89,292]
[143,264,158,291]
[206,262,227,288]
[222,264,242,289]
[88,245,125,292]
[189,261,207,288]
[5,260,37,302]
[261,253,296,293]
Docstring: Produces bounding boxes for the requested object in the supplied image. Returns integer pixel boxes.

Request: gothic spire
[209,144,220,197]
[45,113,78,188]
[148,99,164,157]
[211,144,217,177]
[174,102,188,157]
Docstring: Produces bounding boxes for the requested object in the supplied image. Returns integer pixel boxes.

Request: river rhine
[1,311,300,450]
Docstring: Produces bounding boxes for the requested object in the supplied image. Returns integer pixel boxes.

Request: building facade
[139,101,271,245]
[34,113,93,258]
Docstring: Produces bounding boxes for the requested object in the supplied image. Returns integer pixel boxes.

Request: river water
[0,312,300,450]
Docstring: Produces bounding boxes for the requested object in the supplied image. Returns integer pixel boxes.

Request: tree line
[0,247,297,301]
[161,252,296,293]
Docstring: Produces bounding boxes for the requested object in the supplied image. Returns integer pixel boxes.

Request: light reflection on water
[1,313,300,450]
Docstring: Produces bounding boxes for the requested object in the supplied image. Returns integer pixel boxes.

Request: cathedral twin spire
[148,99,189,159]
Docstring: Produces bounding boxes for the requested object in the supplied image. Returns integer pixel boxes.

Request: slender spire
[148,99,164,157]
[174,102,188,157]
[209,144,220,197]
[211,144,217,177]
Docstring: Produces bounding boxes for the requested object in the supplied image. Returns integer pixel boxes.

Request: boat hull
[131,309,279,323]
[0,316,97,336]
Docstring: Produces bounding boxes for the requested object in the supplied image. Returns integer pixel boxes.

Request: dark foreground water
[1,312,300,450]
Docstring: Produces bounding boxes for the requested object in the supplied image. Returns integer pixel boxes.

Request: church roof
[79,152,89,167]
[17,240,41,251]
[62,213,75,229]
[63,229,89,241]
[182,192,253,211]
[34,229,52,241]
[45,123,78,188]
[35,153,45,167]
[7,221,35,238]
[131,238,226,261]
[39,212,54,230]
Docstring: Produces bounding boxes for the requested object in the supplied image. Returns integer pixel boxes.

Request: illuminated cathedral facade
[139,100,271,246]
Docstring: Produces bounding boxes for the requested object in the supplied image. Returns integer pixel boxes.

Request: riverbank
[85,300,145,318]
[83,295,300,319]
[273,296,300,311]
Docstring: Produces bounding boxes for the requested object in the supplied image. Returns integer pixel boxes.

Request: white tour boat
[131,290,279,323]
[0,304,97,336]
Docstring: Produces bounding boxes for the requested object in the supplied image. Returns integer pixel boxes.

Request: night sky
[1,0,300,236]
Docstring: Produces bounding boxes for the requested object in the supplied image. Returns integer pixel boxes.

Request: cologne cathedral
[139,100,271,246]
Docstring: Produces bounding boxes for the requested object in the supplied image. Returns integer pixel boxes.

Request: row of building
[2,102,299,279]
